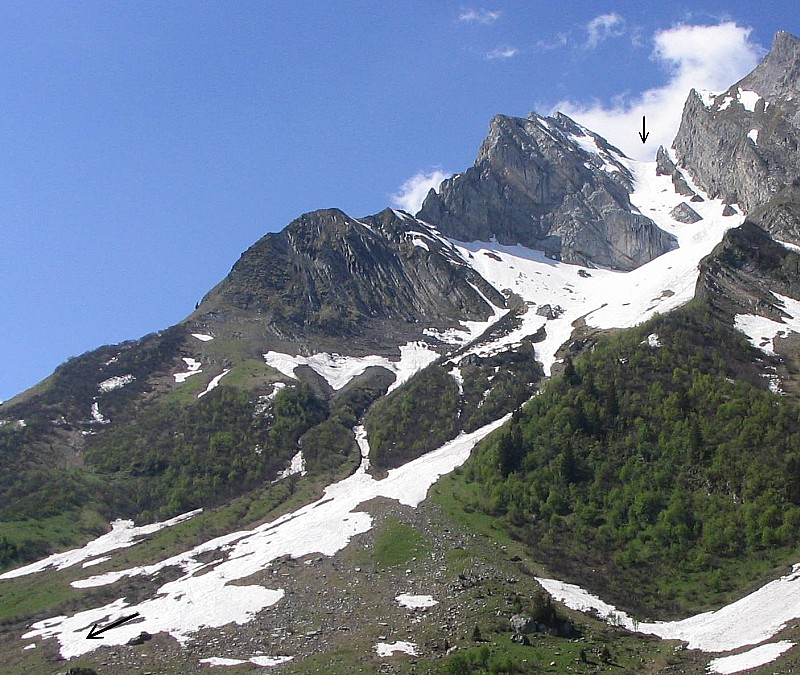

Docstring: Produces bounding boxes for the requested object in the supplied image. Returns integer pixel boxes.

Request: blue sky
[1,1,797,401]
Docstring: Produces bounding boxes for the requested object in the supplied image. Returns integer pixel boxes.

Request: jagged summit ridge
[739,31,800,126]
[674,31,800,214]
[418,111,676,270]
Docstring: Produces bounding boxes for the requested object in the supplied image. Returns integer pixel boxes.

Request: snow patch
[200,657,247,666]
[201,655,294,667]
[776,239,800,254]
[191,333,214,342]
[98,375,135,393]
[174,357,202,383]
[411,237,429,251]
[354,424,371,472]
[90,402,110,425]
[716,88,763,113]
[567,129,625,173]
[0,510,200,579]
[696,89,717,108]
[255,382,287,415]
[198,369,230,398]
[707,641,794,674]
[646,333,661,348]
[448,367,464,396]
[250,655,294,667]
[734,292,800,355]
[737,88,762,113]
[395,593,438,609]
[264,342,439,395]
[375,641,418,657]
[747,129,758,144]
[82,556,111,568]
[761,372,784,395]
[274,450,306,481]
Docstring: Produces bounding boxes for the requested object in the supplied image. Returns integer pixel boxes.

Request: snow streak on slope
[450,158,741,374]
[198,369,230,398]
[538,565,800,659]
[395,593,438,609]
[708,641,794,674]
[0,510,201,580]
[22,418,507,659]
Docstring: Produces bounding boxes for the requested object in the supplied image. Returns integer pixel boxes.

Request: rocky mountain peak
[418,111,675,270]
[673,31,800,214]
[739,31,800,110]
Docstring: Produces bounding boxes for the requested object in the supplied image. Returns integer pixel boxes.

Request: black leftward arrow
[639,115,650,143]
[86,612,141,639]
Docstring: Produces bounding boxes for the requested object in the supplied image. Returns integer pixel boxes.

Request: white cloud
[586,12,626,48]
[556,22,765,160]
[458,8,501,24]
[391,169,452,215]
[535,32,570,52]
[487,45,519,60]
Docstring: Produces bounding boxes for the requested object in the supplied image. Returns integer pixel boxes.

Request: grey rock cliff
[673,32,800,213]
[418,113,675,270]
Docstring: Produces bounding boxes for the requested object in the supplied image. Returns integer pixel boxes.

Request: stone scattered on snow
[670,202,703,224]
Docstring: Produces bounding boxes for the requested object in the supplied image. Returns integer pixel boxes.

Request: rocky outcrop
[656,146,699,198]
[670,202,702,224]
[697,218,800,322]
[673,32,800,213]
[418,113,676,270]
[746,181,800,246]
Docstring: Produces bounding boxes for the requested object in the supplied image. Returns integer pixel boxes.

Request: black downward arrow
[86,612,141,639]
[638,116,650,143]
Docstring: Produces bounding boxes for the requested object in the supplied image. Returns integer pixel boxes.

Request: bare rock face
[697,218,800,323]
[418,113,676,270]
[744,181,800,246]
[673,31,800,214]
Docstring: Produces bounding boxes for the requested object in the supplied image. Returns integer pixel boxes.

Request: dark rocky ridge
[673,31,800,213]
[697,217,800,324]
[418,112,676,270]
[197,207,503,345]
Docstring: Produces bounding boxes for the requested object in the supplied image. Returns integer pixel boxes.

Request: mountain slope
[6,30,800,675]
